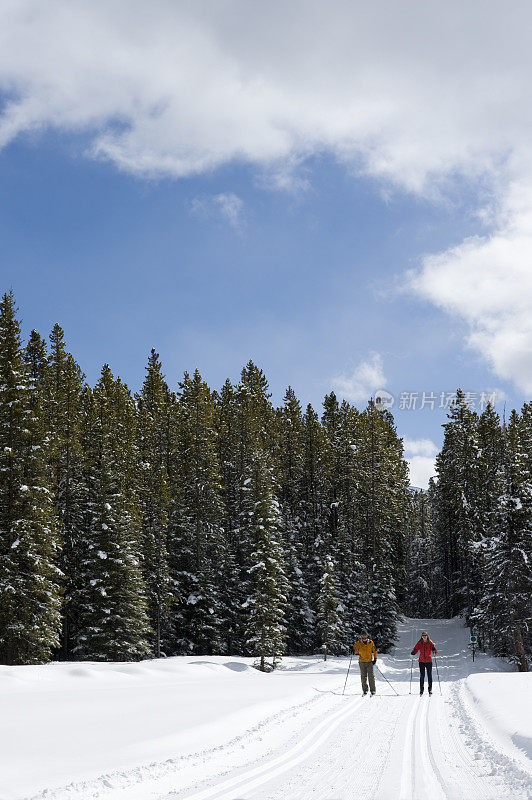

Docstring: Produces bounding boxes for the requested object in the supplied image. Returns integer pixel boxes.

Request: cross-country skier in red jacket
[411,631,437,696]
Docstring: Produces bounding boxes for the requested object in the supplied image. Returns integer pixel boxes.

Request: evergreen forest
[0,293,530,670]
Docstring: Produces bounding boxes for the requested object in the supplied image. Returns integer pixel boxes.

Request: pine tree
[432,390,481,620]
[219,362,280,653]
[317,554,343,660]
[136,350,173,657]
[322,392,343,560]
[406,490,435,617]
[243,453,288,671]
[73,366,151,661]
[216,378,242,653]
[276,387,314,653]
[475,410,531,669]
[169,370,225,654]
[46,324,86,658]
[300,403,329,638]
[355,401,404,652]
[0,293,62,664]
[335,402,368,648]
[25,329,49,388]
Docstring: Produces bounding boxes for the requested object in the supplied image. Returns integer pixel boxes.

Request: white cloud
[2,2,532,390]
[403,438,438,490]
[408,175,532,394]
[190,193,244,230]
[332,353,385,404]
[0,1,529,190]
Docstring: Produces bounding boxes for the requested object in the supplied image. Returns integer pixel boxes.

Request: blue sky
[1,2,531,487]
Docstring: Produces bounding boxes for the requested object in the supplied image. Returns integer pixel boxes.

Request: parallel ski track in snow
[23,688,343,800]
[168,693,365,800]
[237,685,529,800]
[400,696,446,800]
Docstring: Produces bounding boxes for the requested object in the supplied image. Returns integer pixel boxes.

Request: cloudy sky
[1,0,531,487]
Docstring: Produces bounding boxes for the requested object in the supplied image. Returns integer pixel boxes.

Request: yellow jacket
[354,639,377,663]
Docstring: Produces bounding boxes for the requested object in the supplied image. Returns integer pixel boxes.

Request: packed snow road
[1,618,530,800]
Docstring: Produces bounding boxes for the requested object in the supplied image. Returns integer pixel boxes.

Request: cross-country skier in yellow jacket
[354,632,378,695]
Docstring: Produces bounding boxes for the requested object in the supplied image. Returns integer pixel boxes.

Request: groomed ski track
[23,618,531,800]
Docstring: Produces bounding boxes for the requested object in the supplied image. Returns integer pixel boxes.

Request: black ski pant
[419,661,433,693]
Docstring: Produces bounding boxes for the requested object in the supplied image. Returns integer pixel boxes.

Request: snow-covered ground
[1,618,530,800]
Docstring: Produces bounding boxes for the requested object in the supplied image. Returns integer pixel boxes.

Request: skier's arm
[372,643,377,662]
[411,641,420,656]
[354,641,359,655]
[432,643,437,654]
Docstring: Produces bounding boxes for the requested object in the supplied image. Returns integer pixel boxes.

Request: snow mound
[464,672,532,773]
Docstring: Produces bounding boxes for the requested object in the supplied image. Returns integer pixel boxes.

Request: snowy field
[1,618,530,800]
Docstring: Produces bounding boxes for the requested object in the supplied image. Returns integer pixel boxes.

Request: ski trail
[251,694,406,800]
[417,697,446,799]
[369,695,406,800]
[171,694,364,800]
[399,696,420,800]
[424,699,447,798]
[23,689,342,800]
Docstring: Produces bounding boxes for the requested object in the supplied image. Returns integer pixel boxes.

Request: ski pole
[342,649,354,696]
[434,656,442,695]
[409,658,413,694]
[375,661,399,695]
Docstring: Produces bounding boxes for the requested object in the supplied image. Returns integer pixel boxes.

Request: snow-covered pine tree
[466,402,504,649]
[46,324,86,658]
[320,392,354,644]
[516,401,532,664]
[355,401,404,652]
[475,410,531,669]
[221,362,289,667]
[476,403,505,544]
[243,451,288,671]
[406,489,435,617]
[169,369,225,654]
[432,390,481,620]
[317,553,343,660]
[216,378,242,653]
[26,329,49,387]
[335,402,369,648]
[0,293,62,664]
[136,350,173,657]
[276,387,314,654]
[383,412,411,613]
[223,362,280,652]
[73,365,151,661]
[300,402,329,640]
[322,392,343,561]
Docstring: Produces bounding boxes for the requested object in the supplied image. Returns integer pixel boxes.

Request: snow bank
[464,672,532,774]
[0,655,339,800]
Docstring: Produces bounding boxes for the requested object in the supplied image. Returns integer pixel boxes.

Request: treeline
[407,390,531,671]
[0,292,415,668]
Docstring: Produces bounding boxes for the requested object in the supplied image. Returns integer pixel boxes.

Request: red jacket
[412,639,437,662]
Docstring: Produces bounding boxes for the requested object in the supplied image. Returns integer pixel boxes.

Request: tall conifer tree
[136,350,173,656]
[0,293,62,664]
[46,324,85,657]
[317,554,343,660]
[170,370,225,654]
[276,387,314,653]
[73,366,151,660]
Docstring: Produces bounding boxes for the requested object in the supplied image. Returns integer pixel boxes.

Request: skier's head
[420,631,431,643]
[361,631,369,641]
